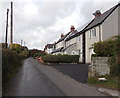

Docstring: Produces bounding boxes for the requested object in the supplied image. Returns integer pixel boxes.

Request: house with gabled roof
[63,29,79,55]
[44,44,55,54]
[45,3,119,64]
[62,3,119,63]
[82,3,120,63]
[63,23,90,62]
[51,26,76,55]
[51,33,68,54]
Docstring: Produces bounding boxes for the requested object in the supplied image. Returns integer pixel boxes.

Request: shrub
[29,49,46,57]
[42,55,79,63]
[108,54,120,77]
[2,49,24,86]
[9,43,23,53]
[93,35,120,57]
[93,35,120,77]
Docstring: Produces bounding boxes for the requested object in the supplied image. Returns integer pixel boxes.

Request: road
[3,58,105,96]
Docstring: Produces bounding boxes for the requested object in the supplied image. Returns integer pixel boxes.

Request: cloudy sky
[0,0,119,50]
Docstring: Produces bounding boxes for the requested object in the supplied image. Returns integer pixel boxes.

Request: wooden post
[5,9,9,48]
[10,2,13,44]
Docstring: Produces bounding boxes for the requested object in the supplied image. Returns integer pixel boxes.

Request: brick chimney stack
[70,25,75,32]
[93,10,101,18]
[61,33,64,38]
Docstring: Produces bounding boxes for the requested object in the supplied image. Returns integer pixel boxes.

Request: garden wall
[89,57,110,77]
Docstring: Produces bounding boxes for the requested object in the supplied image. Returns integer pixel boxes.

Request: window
[90,28,96,38]
[77,36,80,42]
[92,28,96,37]
[89,30,92,38]
[65,42,66,47]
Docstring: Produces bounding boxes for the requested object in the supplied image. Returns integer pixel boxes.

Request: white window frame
[89,28,96,39]
[77,36,80,42]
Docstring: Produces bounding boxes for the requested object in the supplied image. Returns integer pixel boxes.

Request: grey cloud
[1,1,119,50]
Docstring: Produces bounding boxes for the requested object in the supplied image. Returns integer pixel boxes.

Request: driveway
[51,64,89,83]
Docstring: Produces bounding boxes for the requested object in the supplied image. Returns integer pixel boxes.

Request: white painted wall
[56,40,64,49]
[64,36,77,55]
[86,6,119,64]
[86,25,101,63]
[102,7,119,40]
[45,48,53,54]
[77,35,83,62]
[70,37,77,45]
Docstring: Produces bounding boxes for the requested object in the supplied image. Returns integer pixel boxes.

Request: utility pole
[24,42,25,46]
[5,9,9,48]
[21,40,23,46]
[10,2,13,44]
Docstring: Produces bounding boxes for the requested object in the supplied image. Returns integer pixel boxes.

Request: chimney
[70,25,75,32]
[93,10,101,18]
[61,33,64,38]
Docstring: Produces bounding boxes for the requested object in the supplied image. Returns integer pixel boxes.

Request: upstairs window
[77,36,80,42]
[90,28,96,38]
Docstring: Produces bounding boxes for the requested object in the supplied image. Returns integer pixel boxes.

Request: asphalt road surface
[3,58,105,96]
[51,64,88,83]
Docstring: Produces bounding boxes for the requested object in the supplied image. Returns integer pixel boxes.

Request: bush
[93,35,120,57]
[93,35,120,77]
[108,54,120,77]
[9,43,23,53]
[2,49,24,86]
[29,49,46,57]
[42,55,79,63]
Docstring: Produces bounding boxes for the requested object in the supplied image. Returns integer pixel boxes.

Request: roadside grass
[87,75,120,91]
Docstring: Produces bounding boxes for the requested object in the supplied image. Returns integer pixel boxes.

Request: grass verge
[87,75,120,91]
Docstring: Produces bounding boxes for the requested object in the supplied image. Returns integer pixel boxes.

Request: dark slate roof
[46,44,54,49]
[65,30,78,41]
[56,32,71,44]
[51,47,63,54]
[65,21,90,41]
[62,43,76,52]
[65,3,120,41]
[83,3,119,32]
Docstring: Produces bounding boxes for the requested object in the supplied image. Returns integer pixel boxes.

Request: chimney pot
[61,33,64,38]
[93,10,101,18]
[70,25,75,32]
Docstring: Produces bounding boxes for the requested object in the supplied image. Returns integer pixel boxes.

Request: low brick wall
[89,57,110,77]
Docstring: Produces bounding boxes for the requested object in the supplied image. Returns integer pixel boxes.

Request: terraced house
[45,3,120,64]
[51,26,76,55]
[44,44,55,54]
[83,3,120,63]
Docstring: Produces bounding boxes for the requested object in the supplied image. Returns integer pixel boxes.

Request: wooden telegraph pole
[10,2,13,44]
[5,9,9,48]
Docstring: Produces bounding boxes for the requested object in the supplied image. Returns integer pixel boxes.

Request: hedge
[2,49,26,86]
[93,35,120,76]
[42,55,79,63]
[108,54,120,77]
[93,35,120,57]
